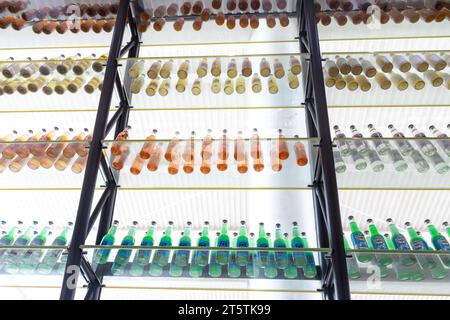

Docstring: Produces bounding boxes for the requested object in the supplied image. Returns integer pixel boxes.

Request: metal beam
[59,0,131,301]
[297,0,350,300]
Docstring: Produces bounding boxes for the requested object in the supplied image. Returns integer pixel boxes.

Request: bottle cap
[240,220,245,225]
[259,222,264,225]
[222,219,228,224]
[367,124,374,129]
[364,230,369,235]
[1,220,6,225]
[292,222,298,226]
[387,124,394,129]
[113,220,119,225]
[404,221,411,227]
[408,124,414,129]
[233,232,238,236]
[301,232,306,236]
[283,232,288,237]
[348,216,354,221]
[48,221,54,226]
[266,232,270,236]
[386,218,393,223]
[168,221,174,225]
[276,223,281,228]
[250,232,255,237]
[366,218,373,224]
[18,220,23,225]
[333,125,339,130]
[33,220,39,225]
[216,232,220,236]
[151,221,156,226]
[68,222,73,226]
[187,221,192,226]
[424,219,431,224]
[349,125,356,130]
[443,221,449,227]
[429,125,436,130]
[204,221,209,225]
[383,233,389,238]
[132,221,138,226]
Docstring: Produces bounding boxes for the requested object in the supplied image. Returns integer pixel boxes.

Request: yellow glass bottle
[211,77,221,94]
[197,58,208,78]
[128,59,145,78]
[259,58,271,77]
[224,78,234,95]
[131,75,145,94]
[268,75,279,94]
[273,58,285,79]
[177,60,190,79]
[176,78,187,93]
[288,70,299,89]
[406,72,425,90]
[235,75,246,94]
[158,78,171,96]
[160,60,174,79]
[251,73,262,93]
[289,56,302,75]
[146,78,160,96]
[147,60,162,79]
[227,58,238,78]
[191,78,202,95]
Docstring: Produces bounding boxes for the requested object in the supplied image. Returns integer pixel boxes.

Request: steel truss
[59,0,350,300]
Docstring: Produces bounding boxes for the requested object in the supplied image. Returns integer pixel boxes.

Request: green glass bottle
[384,233,410,281]
[413,228,448,280]
[189,232,204,278]
[263,232,278,279]
[348,216,372,263]
[367,219,392,266]
[173,221,192,268]
[20,223,52,274]
[283,232,298,279]
[0,224,18,260]
[92,220,119,265]
[246,232,260,278]
[443,221,450,238]
[208,232,222,278]
[111,221,138,275]
[130,221,156,277]
[4,221,38,274]
[405,222,436,270]
[57,250,69,274]
[169,231,185,277]
[425,219,450,268]
[301,232,318,279]
[216,219,230,265]
[364,230,390,278]
[152,221,173,267]
[273,224,288,269]
[37,222,72,274]
[194,221,210,267]
[235,221,249,267]
[227,232,241,278]
[257,222,269,267]
[290,222,306,267]
[386,218,416,266]
[343,233,361,279]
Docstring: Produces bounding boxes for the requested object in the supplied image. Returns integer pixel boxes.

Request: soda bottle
[189,232,204,278]
[0,224,18,259]
[236,221,249,266]
[428,152,449,175]
[37,222,72,274]
[290,222,307,267]
[425,219,450,268]
[343,234,361,279]
[386,218,416,266]
[389,149,408,172]
[301,232,317,279]
[153,221,174,267]
[367,124,390,156]
[20,222,53,274]
[92,220,119,265]
[348,216,372,263]
[416,230,448,280]
[364,230,390,278]
[111,221,138,275]
[408,124,437,156]
[227,232,241,278]
[274,224,289,270]
[130,221,156,276]
[333,150,347,173]
[193,221,210,267]
[350,148,367,171]
[283,232,298,279]
[333,125,351,156]
[209,232,222,278]
[367,219,392,266]
[410,149,430,173]
[257,222,269,267]
[215,219,230,265]
[173,222,192,268]
[429,125,450,157]
[3,221,37,274]
[383,233,411,281]
[349,125,369,156]
[246,232,260,278]
[443,221,450,238]
[263,233,278,279]
[388,124,414,156]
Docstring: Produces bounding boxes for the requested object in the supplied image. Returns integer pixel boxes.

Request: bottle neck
[38,226,50,238]
[384,235,395,250]
[183,225,191,238]
[127,226,137,238]
[349,221,360,233]
[201,225,209,237]
[301,235,309,248]
[388,223,401,235]
[221,223,228,235]
[368,224,379,236]
[107,225,117,237]
[407,227,418,239]
[164,225,172,238]
[275,228,283,240]
[427,224,440,237]
[343,234,350,250]
[258,225,265,238]
[6,226,17,237]
[146,226,155,238]
[239,225,247,237]
[22,226,34,238]
[60,226,71,238]
[249,236,256,247]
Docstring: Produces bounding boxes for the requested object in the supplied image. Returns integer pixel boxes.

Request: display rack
[1,0,449,301]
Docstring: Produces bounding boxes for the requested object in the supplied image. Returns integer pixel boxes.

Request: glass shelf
[346,249,450,297]
[333,138,450,190]
[117,53,305,109]
[82,245,325,283]
[102,137,316,189]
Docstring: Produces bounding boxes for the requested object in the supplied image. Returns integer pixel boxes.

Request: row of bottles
[345,216,450,281]
[138,12,290,32]
[333,124,450,174]
[318,0,449,12]
[323,53,450,91]
[316,6,450,26]
[110,128,308,174]
[0,2,118,17]
[0,75,103,95]
[0,128,92,174]
[0,54,107,79]
[0,220,73,275]
[93,219,318,279]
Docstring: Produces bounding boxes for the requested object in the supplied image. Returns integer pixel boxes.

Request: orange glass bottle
[111,128,130,156]
[139,129,158,159]
[63,128,88,158]
[237,152,249,174]
[165,131,180,162]
[277,129,289,160]
[270,147,282,172]
[294,135,308,166]
[3,131,29,160]
[30,128,56,157]
[16,130,36,159]
[182,131,196,162]
[130,154,145,175]
[234,130,245,161]
[71,155,88,174]
[147,143,163,172]
[217,129,229,171]
[112,147,130,170]
[200,158,211,174]
[46,128,73,159]
[250,128,262,159]
[201,129,213,161]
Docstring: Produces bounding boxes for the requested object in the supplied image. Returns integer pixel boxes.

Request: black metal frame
[59,0,350,300]
[297,0,350,300]
[59,0,141,300]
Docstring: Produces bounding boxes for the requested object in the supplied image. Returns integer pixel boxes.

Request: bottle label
[218,239,230,247]
[351,233,369,249]
[371,235,388,250]
[198,239,209,247]
[434,236,450,251]
[393,235,411,251]
[411,239,429,251]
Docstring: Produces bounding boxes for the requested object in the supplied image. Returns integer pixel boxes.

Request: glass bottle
[408,53,429,72]
[388,124,414,156]
[343,234,361,279]
[246,232,260,278]
[335,55,351,75]
[383,233,411,281]
[263,233,278,279]
[37,222,72,274]
[367,219,392,266]
[227,232,241,278]
[92,220,119,265]
[147,143,163,172]
[235,75,245,94]
[367,124,390,156]
[165,131,180,162]
[241,57,252,77]
[194,221,210,267]
[147,60,162,80]
[191,78,201,96]
[386,218,417,266]
[217,129,228,171]
[152,221,174,267]
[139,129,158,160]
[349,125,369,156]
[333,125,351,157]
[236,221,249,267]
[173,222,192,268]
[177,60,190,80]
[251,73,262,93]
[268,75,279,94]
[208,232,222,278]
[130,221,156,277]
[406,72,425,90]
[289,56,302,75]
[348,216,372,263]
[429,125,450,157]
[128,60,145,78]
[408,124,437,156]
[224,78,234,95]
[301,232,318,279]
[73,53,95,75]
[211,58,221,77]
[428,152,449,174]
[288,71,299,89]
[216,220,230,265]
[257,222,269,267]
[424,219,450,268]
[197,58,208,78]
[273,224,289,270]
[110,221,138,275]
